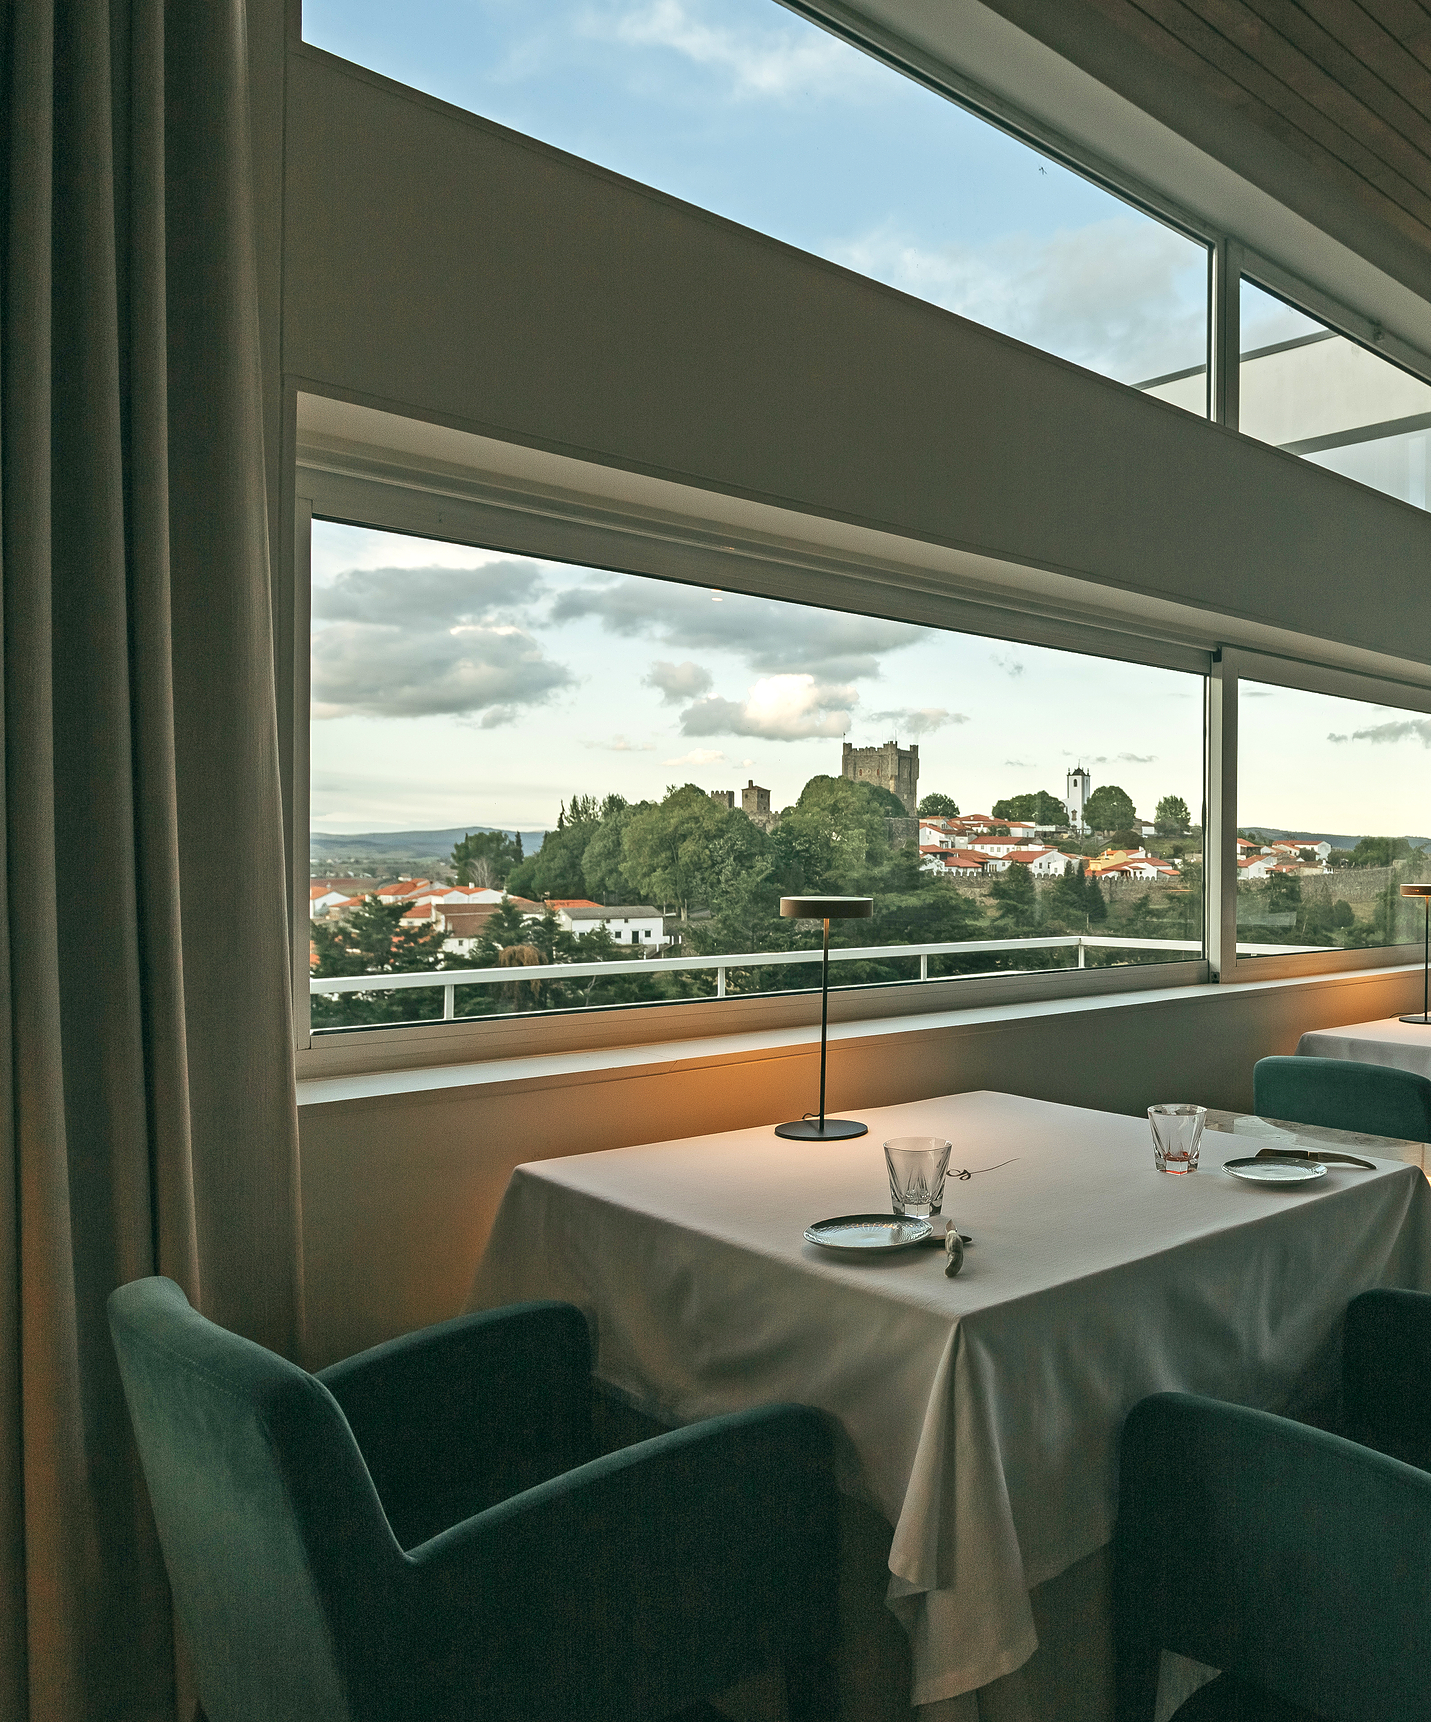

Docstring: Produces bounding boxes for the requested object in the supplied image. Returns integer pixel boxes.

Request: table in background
[1298,1015,1431,1121]
[468,1092,1431,1722]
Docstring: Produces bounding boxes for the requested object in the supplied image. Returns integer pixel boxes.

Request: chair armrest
[1344,1287,1431,1470]
[317,1301,593,1548]
[402,1402,839,1722]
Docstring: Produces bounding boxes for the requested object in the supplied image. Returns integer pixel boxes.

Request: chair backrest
[108,1277,403,1722]
[1113,1393,1431,1722]
[1252,1054,1431,1141]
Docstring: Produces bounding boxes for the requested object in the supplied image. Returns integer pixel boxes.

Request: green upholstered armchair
[1112,1392,1431,1722]
[1251,1054,1431,1142]
[109,1277,839,1722]
[1344,1286,1431,1473]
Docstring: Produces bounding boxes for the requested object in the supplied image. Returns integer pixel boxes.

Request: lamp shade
[1403,884,1431,898]
[780,896,873,919]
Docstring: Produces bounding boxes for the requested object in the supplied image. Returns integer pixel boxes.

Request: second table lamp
[774,895,874,1141]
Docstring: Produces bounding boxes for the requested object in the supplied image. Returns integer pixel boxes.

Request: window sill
[294,959,1420,1109]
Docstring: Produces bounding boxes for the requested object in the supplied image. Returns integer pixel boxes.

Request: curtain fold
[0,1,302,1717]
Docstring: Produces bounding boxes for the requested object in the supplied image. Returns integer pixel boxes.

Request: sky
[302,0,1210,390]
[310,521,1204,834]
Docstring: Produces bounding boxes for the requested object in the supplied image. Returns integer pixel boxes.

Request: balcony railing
[309,932,1328,1023]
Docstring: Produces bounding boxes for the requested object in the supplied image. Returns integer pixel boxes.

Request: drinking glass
[1148,1104,1206,1174]
[885,1137,952,1217]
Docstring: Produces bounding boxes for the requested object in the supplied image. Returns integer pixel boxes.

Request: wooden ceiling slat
[1295,0,1431,106]
[1356,0,1431,78]
[1135,0,1431,212]
[1182,0,1431,198]
[1247,0,1431,132]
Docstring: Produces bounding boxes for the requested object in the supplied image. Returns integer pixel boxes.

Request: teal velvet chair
[1113,1392,1431,1721]
[109,1277,839,1722]
[1252,1054,1431,1142]
[1344,1286,1431,1472]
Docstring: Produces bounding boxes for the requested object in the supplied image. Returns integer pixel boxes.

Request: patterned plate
[804,1213,933,1253]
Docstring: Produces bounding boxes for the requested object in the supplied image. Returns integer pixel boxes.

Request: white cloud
[584,735,656,752]
[1329,718,1431,746]
[662,748,726,766]
[644,659,714,703]
[589,0,879,102]
[828,215,1206,386]
[312,622,572,720]
[681,674,856,740]
[866,706,964,736]
[311,532,514,583]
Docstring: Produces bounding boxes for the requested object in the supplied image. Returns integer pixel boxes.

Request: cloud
[991,653,1025,678]
[589,0,880,102]
[551,578,924,680]
[314,561,545,627]
[312,622,572,720]
[681,674,857,740]
[1004,759,1036,768]
[662,748,726,766]
[1329,718,1431,746]
[584,735,657,752]
[1079,751,1158,765]
[644,659,714,703]
[828,215,1206,387]
[866,707,965,736]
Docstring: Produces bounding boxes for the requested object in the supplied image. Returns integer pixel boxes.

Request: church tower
[1065,765,1091,833]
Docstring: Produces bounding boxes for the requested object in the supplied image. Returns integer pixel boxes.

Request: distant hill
[310,824,546,859]
[1241,827,1431,851]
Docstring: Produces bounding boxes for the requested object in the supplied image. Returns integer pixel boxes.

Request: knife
[1253,1147,1377,1171]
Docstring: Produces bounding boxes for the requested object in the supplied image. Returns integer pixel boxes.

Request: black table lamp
[774,895,874,1141]
[1401,882,1431,1026]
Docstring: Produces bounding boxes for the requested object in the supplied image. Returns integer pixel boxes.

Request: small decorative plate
[804,1214,932,1253]
[1223,1156,1327,1184]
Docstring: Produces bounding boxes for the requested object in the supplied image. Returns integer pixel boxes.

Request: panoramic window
[1239,279,1431,510]
[307,521,1206,1031]
[1236,679,1429,957]
[302,0,1209,401]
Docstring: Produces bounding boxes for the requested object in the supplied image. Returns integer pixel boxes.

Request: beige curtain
[0,1,302,1719]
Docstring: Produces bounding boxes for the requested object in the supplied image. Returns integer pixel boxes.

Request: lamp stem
[819,917,830,1131]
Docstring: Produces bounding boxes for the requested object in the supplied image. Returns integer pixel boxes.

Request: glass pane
[1240,279,1431,510]
[308,519,1205,1031]
[1237,679,1430,956]
[303,0,1209,402]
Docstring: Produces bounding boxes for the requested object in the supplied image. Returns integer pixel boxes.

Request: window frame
[292,440,1215,1076]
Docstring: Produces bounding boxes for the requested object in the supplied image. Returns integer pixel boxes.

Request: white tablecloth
[1298,1014,1431,1087]
[468,1091,1431,1708]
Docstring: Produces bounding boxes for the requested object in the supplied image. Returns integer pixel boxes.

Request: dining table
[1297,1014,1431,1107]
[467,1090,1431,1722]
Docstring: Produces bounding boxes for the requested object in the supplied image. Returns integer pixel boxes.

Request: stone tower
[1065,765,1091,833]
[841,740,919,814]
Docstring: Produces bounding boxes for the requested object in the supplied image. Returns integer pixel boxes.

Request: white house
[556,904,670,950]
[920,847,988,877]
[985,847,1083,878]
[309,887,348,919]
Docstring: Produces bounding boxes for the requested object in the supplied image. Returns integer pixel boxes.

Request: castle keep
[841,740,919,814]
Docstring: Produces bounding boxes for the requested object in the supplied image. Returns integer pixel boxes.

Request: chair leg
[784,1656,838,1722]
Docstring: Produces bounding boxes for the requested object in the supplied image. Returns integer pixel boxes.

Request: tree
[1347,835,1412,869]
[988,861,1036,930]
[1083,784,1137,834]
[580,798,641,903]
[1086,873,1108,923]
[1154,795,1190,837]
[1048,860,1093,928]
[621,784,738,919]
[918,793,960,818]
[450,828,523,887]
[774,777,897,897]
[993,790,1067,825]
[310,895,452,1027]
[505,794,604,900]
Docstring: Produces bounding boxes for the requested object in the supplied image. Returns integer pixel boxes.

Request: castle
[841,740,919,814]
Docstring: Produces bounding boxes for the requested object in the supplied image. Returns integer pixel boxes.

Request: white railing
[310,932,1330,1021]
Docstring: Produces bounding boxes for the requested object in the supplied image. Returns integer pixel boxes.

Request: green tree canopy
[993,790,1067,825]
[1347,835,1413,868]
[311,895,448,977]
[1154,795,1191,836]
[621,784,747,918]
[773,776,897,897]
[450,827,523,887]
[988,861,1037,930]
[1083,784,1137,833]
[505,794,606,900]
[918,792,960,818]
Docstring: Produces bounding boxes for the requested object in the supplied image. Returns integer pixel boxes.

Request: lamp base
[774,1118,868,1140]
[1400,1013,1431,1026]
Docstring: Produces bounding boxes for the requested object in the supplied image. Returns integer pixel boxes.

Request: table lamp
[1400,882,1431,1026]
[774,895,874,1141]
